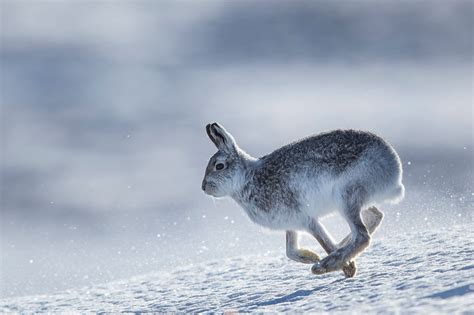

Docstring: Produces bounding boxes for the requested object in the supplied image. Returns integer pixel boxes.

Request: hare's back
[262,129,399,176]
[249,130,402,218]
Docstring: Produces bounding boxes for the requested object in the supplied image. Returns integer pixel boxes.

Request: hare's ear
[206,122,237,153]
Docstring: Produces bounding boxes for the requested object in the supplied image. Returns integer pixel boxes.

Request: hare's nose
[201,179,207,191]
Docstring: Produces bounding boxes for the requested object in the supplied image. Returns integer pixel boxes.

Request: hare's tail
[386,183,405,204]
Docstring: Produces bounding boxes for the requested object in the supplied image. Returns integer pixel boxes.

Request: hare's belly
[296,179,337,218]
[243,205,308,230]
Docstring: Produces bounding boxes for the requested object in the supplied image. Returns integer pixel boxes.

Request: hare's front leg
[286,231,321,264]
[307,219,357,277]
[312,196,370,274]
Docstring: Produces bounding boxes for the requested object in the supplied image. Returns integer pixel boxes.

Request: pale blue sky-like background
[1,0,472,298]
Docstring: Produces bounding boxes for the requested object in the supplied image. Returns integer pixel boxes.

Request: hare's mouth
[202,181,217,194]
[202,181,218,195]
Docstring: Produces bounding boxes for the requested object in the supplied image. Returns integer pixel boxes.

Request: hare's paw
[342,261,357,278]
[367,206,383,221]
[364,206,384,232]
[288,248,321,264]
[311,262,326,275]
[312,248,346,275]
[312,259,356,277]
[298,249,321,263]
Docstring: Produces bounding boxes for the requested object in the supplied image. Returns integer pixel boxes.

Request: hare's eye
[215,163,225,171]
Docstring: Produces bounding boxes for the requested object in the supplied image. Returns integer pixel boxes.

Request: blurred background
[1,0,472,298]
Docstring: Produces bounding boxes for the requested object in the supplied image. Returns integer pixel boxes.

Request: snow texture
[1,224,473,313]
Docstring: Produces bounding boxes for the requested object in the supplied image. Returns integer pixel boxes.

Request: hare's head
[202,123,248,198]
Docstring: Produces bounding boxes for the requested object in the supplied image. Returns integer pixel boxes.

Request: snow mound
[1,224,473,313]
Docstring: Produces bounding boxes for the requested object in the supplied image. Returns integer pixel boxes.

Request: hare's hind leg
[337,207,384,277]
[338,206,384,248]
[286,231,321,264]
[312,188,370,274]
[309,207,383,277]
[307,219,357,277]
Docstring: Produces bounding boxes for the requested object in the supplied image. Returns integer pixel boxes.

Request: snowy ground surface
[1,224,473,313]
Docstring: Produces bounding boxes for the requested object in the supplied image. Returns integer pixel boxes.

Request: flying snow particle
[407,161,411,165]
[29,259,34,264]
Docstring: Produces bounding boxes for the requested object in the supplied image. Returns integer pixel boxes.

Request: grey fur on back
[235,130,403,221]
[261,129,380,174]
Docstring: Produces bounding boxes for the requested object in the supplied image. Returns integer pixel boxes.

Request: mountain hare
[202,123,404,277]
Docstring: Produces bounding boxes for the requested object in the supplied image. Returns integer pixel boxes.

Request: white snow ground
[1,224,473,313]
